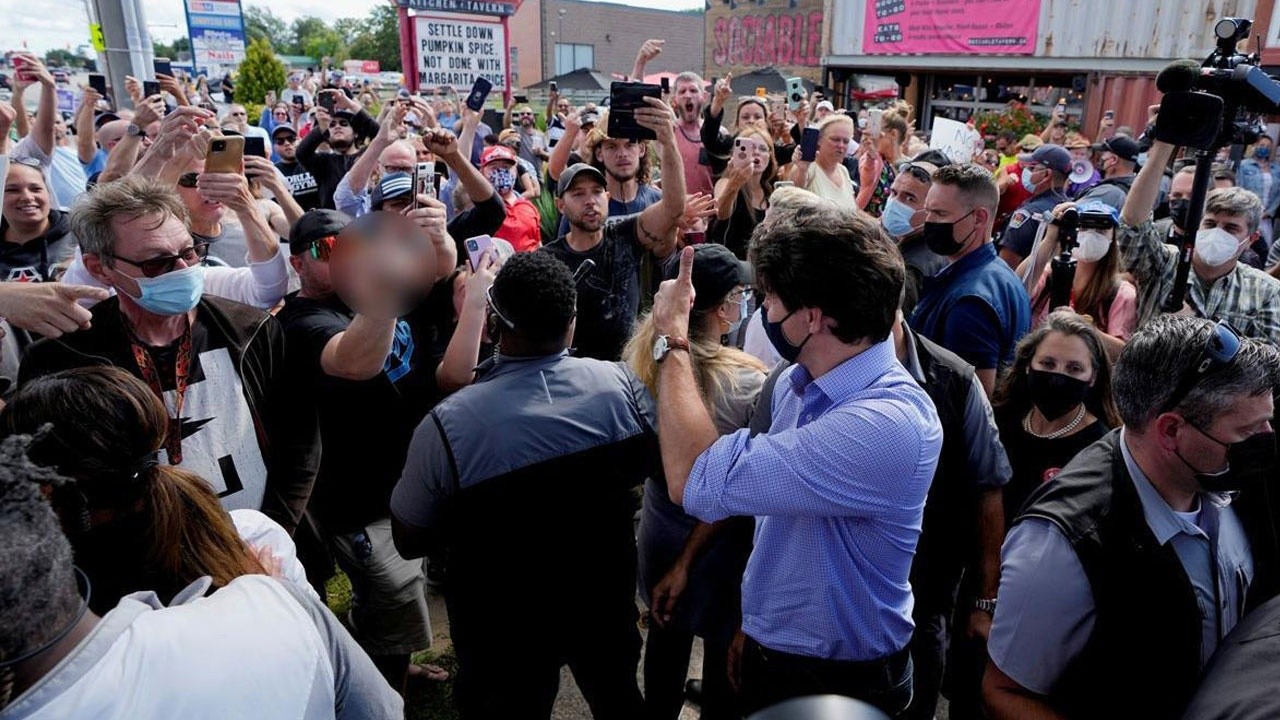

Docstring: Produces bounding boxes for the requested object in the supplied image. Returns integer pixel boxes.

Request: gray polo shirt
[988,427,1254,694]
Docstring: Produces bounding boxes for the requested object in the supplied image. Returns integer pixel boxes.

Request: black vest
[1016,430,1280,720]
[908,329,980,609]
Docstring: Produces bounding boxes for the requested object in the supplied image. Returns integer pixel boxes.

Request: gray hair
[674,72,704,91]
[1114,315,1277,430]
[1205,186,1264,235]
[0,434,81,667]
[69,177,190,259]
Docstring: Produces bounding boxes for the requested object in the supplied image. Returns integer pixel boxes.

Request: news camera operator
[1119,131,1280,344]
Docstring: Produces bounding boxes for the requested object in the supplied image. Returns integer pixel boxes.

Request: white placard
[930,116,978,165]
[414,16,507,92]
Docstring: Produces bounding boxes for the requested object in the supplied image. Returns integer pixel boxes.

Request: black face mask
[922,209,977,257]
[1180,429,1277,493]
[1168,198,1191,231]
[1026,369,1091,421]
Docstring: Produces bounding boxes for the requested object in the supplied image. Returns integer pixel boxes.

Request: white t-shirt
[0,575,402,720]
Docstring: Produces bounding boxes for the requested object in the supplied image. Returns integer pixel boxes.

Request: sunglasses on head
[111,242,209,278]
[1160,320,1243,414]
[302,235,337,261]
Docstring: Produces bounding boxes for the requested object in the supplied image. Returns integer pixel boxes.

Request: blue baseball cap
[1018,144,1072,175]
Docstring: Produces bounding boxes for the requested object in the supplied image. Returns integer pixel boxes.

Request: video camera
[1155,18,1280,150]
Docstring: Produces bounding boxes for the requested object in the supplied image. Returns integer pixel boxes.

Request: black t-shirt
[277,282,455,532]
[275,160,320,212]
[995,405,1110,524]
[540,216,642,361]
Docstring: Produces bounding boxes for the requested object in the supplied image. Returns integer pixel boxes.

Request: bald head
[97,120,130,152]
[378,141,417,175]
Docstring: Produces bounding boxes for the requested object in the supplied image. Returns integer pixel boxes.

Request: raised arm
[340,104,407,206]
[198,171,281,264]
[455,104,482,169]
[1121,136,1172,228]
[631,39,665,82]
[26,56,58,157]
[129,106,215,183]
[437,252,497,391]
[548,110,582,181]
[99,94,165,183]
[247,155,305,230]
[426,126,495,206]
[714,158,751,220]
[635,96,685,254]
[75,88,101,164]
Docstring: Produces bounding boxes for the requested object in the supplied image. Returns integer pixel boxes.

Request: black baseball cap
[557,163,606,195]
[289,209,351,249]
[665,243,752,311]
[1091,135,1141,164]
[271,124,297,139]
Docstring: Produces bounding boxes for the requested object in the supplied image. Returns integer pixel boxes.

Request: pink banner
[863,0,1041,55]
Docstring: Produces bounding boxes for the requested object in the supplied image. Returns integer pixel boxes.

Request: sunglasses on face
[177,172,199,188]
[332,119,352,128]
[303,235,337,261]
[275,136,297,145]
[111,242,209,278]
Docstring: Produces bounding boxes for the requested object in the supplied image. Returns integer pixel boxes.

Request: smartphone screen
[868,109,883,136]
[800,127,820,162]
[416,162,436,202]
[661,77,670,95]
[465,78,493,112]
[318,91,336,113]
[606,82,662,141]
[88,73,107,97]
[153,57,173,77]
[465,234,495,271]
[143,80,161,98]
[244,136,267,159]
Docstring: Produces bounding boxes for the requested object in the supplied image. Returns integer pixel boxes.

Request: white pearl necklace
[1023,404,1087,440]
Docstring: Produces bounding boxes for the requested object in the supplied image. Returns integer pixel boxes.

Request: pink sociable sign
[863,0,1041,56]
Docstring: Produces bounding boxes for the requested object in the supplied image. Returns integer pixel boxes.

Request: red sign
[711,10,823,69]
[863,0,1041,56]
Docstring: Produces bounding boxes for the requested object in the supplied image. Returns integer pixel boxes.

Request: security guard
[998,144,1074,267]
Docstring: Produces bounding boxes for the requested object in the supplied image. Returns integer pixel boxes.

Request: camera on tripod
[1154,18,1280,150]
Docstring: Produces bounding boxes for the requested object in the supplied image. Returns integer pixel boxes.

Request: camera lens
[212,140,225,151]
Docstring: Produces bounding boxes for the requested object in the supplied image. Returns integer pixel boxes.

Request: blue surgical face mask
[127,264,205,316]
[763,308,812,362]
[1021,167,1041,193]
[881,197,918,238]
[1256,146,1271,160]
[488,167,515,194]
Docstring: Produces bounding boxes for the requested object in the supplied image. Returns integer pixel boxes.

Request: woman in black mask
[992,310,1121,522]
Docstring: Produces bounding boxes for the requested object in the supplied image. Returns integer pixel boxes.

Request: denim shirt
[1238,158,1280,215]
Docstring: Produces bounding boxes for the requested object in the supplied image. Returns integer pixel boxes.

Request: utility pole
[83,0,155,110]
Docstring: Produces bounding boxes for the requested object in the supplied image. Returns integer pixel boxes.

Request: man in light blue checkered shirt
[650,191,943,717]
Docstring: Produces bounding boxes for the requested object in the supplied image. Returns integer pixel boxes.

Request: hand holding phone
[143,80,161,99]
[867,109,883,136]
[206,135,246,174]
[465,234,496,271]
[607,82,662,141]
[318,90,336,113]
[154,57,173,77]
[465,78,493,112]
[800,127,820,162]
[88,73,108,99]
[549,81,558,93]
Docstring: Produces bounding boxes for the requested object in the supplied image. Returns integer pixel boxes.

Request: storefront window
[925,73,1084,130]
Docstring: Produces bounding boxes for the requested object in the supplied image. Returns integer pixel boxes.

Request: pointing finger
[676,244,695,288]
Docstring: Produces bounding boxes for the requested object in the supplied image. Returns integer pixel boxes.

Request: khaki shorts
[330,517,432,656]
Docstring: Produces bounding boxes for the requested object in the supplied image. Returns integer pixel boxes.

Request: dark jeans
[903,608,949,720]
[739,636,914,718]
[643,622,737,720]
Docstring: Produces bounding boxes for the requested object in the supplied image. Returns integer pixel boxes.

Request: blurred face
[888,170,930,212]
[1030,331,1095,385]
[737,102,765,127]
[815,105,832,122]
[674,79,704,124]
[1068,146,1090,162]
[328,116,355,148]
[557,178,608,232]
[274,132,298,162]
[272,105,290,123]
[3,163,51,228]
[1170,171,1194,201]
[818,122,852,163]
[177,165,225,226]
[596,138,645,182]
[557,99,571,115]
[290,245,334,296]
[226,105,248,124]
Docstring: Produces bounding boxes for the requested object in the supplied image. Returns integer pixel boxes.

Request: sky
[2,0,703,55]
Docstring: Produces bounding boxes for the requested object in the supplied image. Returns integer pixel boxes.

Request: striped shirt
[1118,219,1280,344]
[682,339,943,661]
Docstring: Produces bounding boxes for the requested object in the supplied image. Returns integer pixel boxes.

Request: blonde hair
[817,113,854,138]
[70,176,189,258]
[623,309,767,409]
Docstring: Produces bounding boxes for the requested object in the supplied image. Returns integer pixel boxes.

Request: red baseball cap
[481,145,518,167]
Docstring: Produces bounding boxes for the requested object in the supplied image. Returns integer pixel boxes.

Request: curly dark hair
[493,252,578,345]
[749,189,904,344]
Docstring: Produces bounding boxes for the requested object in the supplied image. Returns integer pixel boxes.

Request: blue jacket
[1238,158,1280,216]
[909,243,1031,368]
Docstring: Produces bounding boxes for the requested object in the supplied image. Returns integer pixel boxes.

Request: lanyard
[130,320,193,465]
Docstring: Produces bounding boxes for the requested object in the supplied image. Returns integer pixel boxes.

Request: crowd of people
[1,34,1279,720]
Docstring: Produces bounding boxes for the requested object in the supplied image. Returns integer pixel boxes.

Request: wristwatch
[974,598,998,615]
[126,123,145,138]
[652,335,691,363]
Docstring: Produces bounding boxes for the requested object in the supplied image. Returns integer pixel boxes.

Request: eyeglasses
[1160,320,1243,414]
[111,242,209,278]
[274,135,297,145]
[728,288,753,303]
[485,284,516,329]
[230,111,247,117]
[177,172,199,188]
[302,235,337,261]
[383,164,415,174]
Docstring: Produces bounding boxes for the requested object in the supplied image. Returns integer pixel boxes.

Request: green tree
[152,37,191,62]
[244,6,294,52]
[333,17,363,46]
[237,37,287,122]
[44,48,90,69]
[346,5,402,72]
